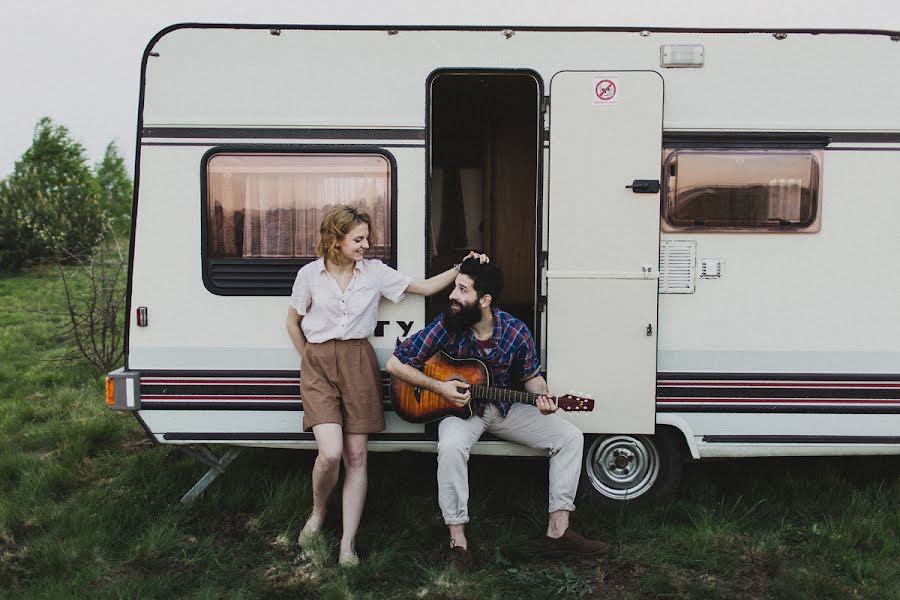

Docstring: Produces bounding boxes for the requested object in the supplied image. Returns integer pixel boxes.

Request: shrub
[0,118,106,271]
[95,141,133,231]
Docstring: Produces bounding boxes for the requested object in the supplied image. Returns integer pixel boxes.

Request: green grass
[1,266,898,598]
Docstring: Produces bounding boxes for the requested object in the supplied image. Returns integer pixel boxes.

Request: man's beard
[444,299,482,333]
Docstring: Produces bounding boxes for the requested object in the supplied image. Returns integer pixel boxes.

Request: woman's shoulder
[359,258,397,275]
[359,257,385,268]
[294,258,325,280]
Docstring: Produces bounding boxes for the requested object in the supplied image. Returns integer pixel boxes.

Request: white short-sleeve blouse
[288,258,412,343]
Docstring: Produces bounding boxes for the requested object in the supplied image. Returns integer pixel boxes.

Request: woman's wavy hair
[316,205,374,266]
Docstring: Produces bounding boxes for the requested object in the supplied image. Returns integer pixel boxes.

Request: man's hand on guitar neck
[535,395,559,415]
[525,375,559,415]
[437,380,471,407]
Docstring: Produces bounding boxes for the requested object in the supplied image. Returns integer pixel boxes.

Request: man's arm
[524,374,558,415]
[386,355,471,406]
[510,321,555,415]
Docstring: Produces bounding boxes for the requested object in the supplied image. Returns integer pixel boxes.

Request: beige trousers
[436,402,584,525]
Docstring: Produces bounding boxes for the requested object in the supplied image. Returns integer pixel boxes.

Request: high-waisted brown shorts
[300,338,385,433]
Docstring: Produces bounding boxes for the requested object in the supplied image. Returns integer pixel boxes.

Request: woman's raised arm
[404,252,489,297]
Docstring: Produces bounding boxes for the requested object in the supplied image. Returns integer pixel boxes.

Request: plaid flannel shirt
[393,307,541,417]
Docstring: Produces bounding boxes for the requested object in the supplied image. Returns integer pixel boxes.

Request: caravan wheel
[581,429,684,504]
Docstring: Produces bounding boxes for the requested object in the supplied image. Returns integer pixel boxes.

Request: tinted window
[203,151,394,295]
[207,153,392,259]
[662,150,822,232]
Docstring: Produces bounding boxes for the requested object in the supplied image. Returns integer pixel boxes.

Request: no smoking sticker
[592,76,619,105]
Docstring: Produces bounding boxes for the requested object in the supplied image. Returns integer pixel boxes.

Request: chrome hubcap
[585,435,660,500]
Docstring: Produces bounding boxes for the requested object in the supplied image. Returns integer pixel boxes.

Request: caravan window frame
[661,147,823,233]
[200,145,398,296]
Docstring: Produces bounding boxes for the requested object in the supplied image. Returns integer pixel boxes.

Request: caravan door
[546,71,662,434]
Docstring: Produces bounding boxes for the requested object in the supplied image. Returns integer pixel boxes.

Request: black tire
[580,427,685,505]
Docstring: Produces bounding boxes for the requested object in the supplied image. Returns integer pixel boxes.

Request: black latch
[626,179,661,194]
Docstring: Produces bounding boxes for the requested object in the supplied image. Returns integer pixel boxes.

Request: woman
[285,204,486,566]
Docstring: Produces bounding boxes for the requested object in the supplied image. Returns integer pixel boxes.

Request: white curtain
[208,155,391,259]
[243,174,295,257]
[767,177,802,222]
[240,173,387,258]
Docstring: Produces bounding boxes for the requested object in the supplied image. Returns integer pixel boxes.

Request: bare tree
[55,223,127,373]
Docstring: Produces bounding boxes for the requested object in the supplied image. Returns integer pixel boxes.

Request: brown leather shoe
[448,545,472,573]
[544,528,611,558]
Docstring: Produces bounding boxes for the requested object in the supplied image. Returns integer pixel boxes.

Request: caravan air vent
[659,240,696,294]
[700,258,723,279]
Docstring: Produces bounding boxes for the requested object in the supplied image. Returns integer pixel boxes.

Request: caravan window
[661,149,822,232]
[203,151,394,295]
[207,153,392,259]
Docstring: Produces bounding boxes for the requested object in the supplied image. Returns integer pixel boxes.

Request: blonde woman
[286,205,486,566]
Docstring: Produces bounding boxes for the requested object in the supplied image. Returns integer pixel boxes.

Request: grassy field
[1,266,898,599]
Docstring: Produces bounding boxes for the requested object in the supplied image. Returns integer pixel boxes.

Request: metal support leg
[177,446,243,504]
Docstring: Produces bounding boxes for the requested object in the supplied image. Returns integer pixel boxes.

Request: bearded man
[386,258,609,572]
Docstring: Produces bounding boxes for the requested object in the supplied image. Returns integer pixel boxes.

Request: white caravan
[106,24,900,503]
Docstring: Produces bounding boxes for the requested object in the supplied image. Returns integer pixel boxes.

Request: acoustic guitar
[390,351,594,423]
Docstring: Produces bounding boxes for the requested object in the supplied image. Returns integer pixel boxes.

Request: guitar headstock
[556,393,594,412]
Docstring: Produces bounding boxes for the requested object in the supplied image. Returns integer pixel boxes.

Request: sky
[1,0,898,178]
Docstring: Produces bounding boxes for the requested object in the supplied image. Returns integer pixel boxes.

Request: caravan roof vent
[659,240,696,294]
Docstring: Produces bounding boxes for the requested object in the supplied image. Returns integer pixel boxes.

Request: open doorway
[426,71,542,332]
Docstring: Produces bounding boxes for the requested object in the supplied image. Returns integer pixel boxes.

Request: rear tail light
[106,377,115,406]
[105,370,141,410]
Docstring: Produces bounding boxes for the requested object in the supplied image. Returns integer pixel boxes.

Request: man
[386,258,609,572]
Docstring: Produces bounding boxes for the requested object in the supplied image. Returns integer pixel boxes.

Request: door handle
[625,179,660,194]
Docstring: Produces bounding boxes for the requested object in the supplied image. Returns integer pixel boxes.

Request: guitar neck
[470,385,542,406]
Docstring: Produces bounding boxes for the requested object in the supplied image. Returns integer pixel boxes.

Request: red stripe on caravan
[657,382,900,388]
[141,379,300,385]
[140,395,301,401]
[656,397,900,404]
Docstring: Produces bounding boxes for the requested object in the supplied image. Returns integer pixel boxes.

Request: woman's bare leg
[301,423,344,541]
[339,432,369,558]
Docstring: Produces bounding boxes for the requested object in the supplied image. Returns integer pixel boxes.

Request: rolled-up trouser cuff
[443,516,470,525]
[549,502,576,514]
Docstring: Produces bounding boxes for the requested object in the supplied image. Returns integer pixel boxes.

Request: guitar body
[391,352,491,423]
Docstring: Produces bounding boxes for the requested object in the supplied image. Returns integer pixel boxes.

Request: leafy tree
[95,141,133,223]
[0,117,105,270]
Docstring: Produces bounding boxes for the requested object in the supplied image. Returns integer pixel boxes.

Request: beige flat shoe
[338,551,359,567]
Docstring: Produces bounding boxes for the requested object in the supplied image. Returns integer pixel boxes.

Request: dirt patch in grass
[211,512,258,548]
[592,547,776,600]
[0,532,29,589]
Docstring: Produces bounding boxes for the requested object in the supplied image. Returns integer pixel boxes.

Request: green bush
[0,117,106,271]
[95,141,134,233]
